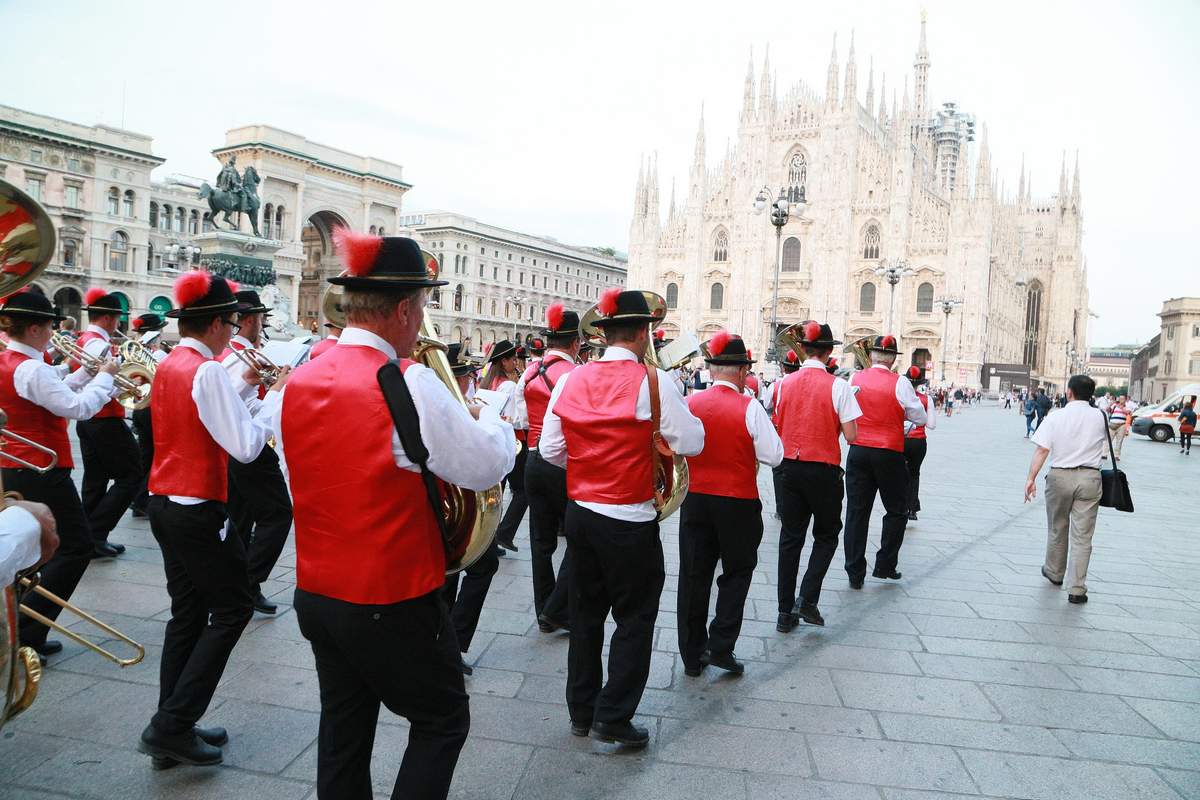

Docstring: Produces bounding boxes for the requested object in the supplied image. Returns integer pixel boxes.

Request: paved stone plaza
[3,401,1198,800]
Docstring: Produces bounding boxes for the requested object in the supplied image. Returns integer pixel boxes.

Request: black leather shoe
[797,603,825,627]
[194,725,228,746]
[138,725,222,766]
[703,650,744,675]
[109,542,126,554]
[683,662,704,677]
[848,578,864,590]
[493,545,506,558]
[1041,566,1063,586]
[776,612,799,632]
[907,511,918,521]
[459,657,473,676]
[495,533,518,553]
[131,508,148,518]
[537,613,568,633]
[1068,593,1088,605]
[872,568,902,580]
[33,640,63,656]
[590,721,649,747]
[253,592,278,615]
[92,542,121,559]
[570,719,591,737]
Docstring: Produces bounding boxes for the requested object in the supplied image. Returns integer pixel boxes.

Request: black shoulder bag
[1099,409,1134,513]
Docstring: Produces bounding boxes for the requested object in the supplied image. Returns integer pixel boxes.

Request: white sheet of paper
[472,388,506,409]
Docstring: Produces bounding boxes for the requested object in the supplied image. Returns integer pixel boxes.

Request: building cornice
[418,222,626,273]
[0,120,164,166]
[212,142,412,190]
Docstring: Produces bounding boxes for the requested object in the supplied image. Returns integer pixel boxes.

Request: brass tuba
[320,283,346,330]
[845,336,875,371]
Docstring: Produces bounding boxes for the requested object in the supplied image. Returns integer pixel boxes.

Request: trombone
[228,345,281,389]
[49,332,153,411]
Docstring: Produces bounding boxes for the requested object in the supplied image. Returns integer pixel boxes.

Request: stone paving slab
[6,402,1200,799]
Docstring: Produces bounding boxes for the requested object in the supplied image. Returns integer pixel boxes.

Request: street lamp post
[753,185,806,362]
[505,294,526,341]
[874,259,915,335]
[936,297,962,383]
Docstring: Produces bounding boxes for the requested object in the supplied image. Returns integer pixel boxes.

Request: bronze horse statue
[198,166,262,237]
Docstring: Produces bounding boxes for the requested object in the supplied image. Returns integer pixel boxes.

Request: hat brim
[799,338,842,348]
[540,326,581,338]
[488,343,517,362]
[82,305,125,315]
[705,355,755,366]
[868,346,900,355]
[0,308,68,322]
[239,304,272,315]
[166,299,241,319]
[134,322,167,332]
[593,313,658,327]
[327,276,448,290]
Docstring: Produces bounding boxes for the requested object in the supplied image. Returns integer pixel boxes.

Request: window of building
[30,148,42,164]
[67,157,80,172]
[202,212,213,233]
[666,282,679,309]
[782,237,801,272]
[507,253,512,261]
[24,176,43,202]
[109,230,129,271]
[519,272,525,285]
[506,269,512,282]
[189,210,199,235]
[275,206,284,238]
[175,207,185,232]
[543,276,548,289]
[453,284,463,311]
[1168,326,1175,340]
[492,267,498,280]
[62,240,77,267]
[862,224,880,259]
[161,204,172,230]
[554,279,559,291]
[369,225,377,235]
[263,204,274,238]
[123,190,135,218]
[147,243,154,270]
[712,229,729,262]
[64,184,80,209]
[149,202,159,228]
[1190,358,1200,376]
[916,282,934,313]
[1035,223,1044,238]
[476,298,483,313]
[1194,325,1200,337]
[710,282,724,310]
[479,263,485,278]
[491,300,498,316]
[504,302,511,318]
[786,152,807,203]
[859,282,877,312]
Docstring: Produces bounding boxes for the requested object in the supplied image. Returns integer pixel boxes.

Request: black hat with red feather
[796,320,841,348]
[529,337,546,356]
[906,365,926,385]
[0,287,67,321]
[826,357,840,375]
[540,302,581,338]
[593,288,661,327]
[328,229,447,290]
[131,312,166,332]
[82,286,125,316]
[781,348,801,373]
[868,334,900,355]
[165,271,241,319]
[702,330,755,366]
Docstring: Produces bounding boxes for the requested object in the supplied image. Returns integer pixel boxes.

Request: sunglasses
[221,318,242,334]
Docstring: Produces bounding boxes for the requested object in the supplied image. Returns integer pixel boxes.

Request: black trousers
[903,437,928,514]
[295,588,469,800]
[677,492,762,668]
[148,496,253,734]
[843,445,909,581]
[76,417,140,544]
[131,407,153,513]
[442,545,499,652]
[524,451,570,621]
[565,502,664,726]
[494,440,528,545]
[774,459,845,611]
[7,468,93,649]
[226,446,293,594]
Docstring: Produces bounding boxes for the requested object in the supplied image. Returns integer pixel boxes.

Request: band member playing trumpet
[540,288,704,748]
[844,335,927,588]
[139,272,288,768]
[75,286,140,559]
[678,332,782,676]
[130,313,167,518]
[0,290,119,661]
[218,289,293,616]
[276,230,514,799]
[309,320,341,359]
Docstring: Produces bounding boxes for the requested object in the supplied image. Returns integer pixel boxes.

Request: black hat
[446,343,477,377]
[516,345,528,359]
[868,334,900,355]
[781,349,801,373]
[165,271,241,319]
[487,340,517,363]
[328,229,447,290]
[541,303,581,337]
[796,320,841,348]
[234,289,272,315]
[0,290,67,321]
[702,331,755,366]
[906,365,926,384]
[131,312,166,332]
[826,357,841,375]
[82,287,124,316]
[529,337,546,355]
[593,288,661,327]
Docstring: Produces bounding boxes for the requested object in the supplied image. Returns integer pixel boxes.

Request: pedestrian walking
[1179,401,1196,455]
[1106,395,1131,461]
[1035,389,1051,429]
[1023,393,1037,437]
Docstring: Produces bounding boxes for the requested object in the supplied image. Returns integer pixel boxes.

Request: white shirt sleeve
[537,371,571,468]
[63,364,94,393]
[192,361,276,464]
[220,351,261,405]
[0,505,42,587]
[1030,413,1054,450]
[495,379,519,425]
[642,368,705,457]
[14,359,116,420]
[81,337,110,360]
[745,397,784,467]
[513,374,530,430]
[923,396,937,430]
[895,374,928,424]
[832,377,863,423]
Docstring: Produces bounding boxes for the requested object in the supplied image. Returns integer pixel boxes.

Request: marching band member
[0,291,118,660]
[765,349,800,416]
[75,287,140,558]
[826,357,840,375]
[481,340,526,552]
[540,288,704,748]
[218,289,293,615]
[678,332,782,676]
[529,337,546,358]
[843,335,927,588]
[903,365,935,521]
[139,272,287,768]
[518,303,581,632]
[308,319,342,359]
[773,322,860,630]
[276,231,514,799]
[515,344,528,374]
[0,500,56,589]
[130,312,167,518]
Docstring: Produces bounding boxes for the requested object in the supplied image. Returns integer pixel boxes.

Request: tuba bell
[845,336,875,371]
[320,283,346,330]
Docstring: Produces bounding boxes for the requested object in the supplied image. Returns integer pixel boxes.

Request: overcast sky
[4,0,1196,345]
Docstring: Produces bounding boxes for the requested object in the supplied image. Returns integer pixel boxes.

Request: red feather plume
[785,349,799,364]
[332,227,383,277]
[746,349,753,361]
[828,358,839,369]
[132,318,144,331]
[174,271,212,308]
[709,330,731,357]
[484,342,494,356]
[546,302,564,332]
[803,321,822,342]
[84,287,108,306]
[882,335,896,349]
[598,287,621,317]
[907,366,922,380]
[654,328,666,341]
[226,279,241,294]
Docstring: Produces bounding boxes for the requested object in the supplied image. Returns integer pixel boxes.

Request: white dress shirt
[1031,400,1107,469]
[274,327,515,492]
[8,340,115,420]
[859,364,928,425]
[79,325,124,400]
[0,505,41,587]
[710,380,784,467]
[220,334,267,407]
[514,349,574,430]
[539,344,706,522]
[492,379,520,426]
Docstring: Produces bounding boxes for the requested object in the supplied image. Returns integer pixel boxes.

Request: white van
[1131,383,1200,442]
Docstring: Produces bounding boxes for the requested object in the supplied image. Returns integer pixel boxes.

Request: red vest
[309,336,337,360]
[746,374,760,396]
[685,385,758,499]
[219,340,266,400]
[775,367,843,465]
[851,368,906,452]
[907,393,929,440]
[523,354,575,449]
[0,350,74,469]
[149,346,229,501]
[74,330,123,419]
[553,359,653,504]
[283,346,445,604]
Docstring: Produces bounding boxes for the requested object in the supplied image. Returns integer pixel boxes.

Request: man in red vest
[75,287,141,558]
[0,291,117,661]
[903,365,936,521]
[140,272,288,768]
[517,303,582,632]
[276,231,515,799]
[678,331,782,676]
[308,320,341,359]
[540,289,704,748]
[765,348,800,416]
[844,335,927,588]
[217,289,293,616]
[772,322,861,630]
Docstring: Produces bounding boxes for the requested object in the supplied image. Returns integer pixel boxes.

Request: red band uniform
[903,366,936,519]
[677,332,782,675]
[275,232,514,799]
[307,322,339,359]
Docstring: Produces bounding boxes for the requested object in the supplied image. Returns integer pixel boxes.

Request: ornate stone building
[1130,297,1200,402]
[626,18,1089,389]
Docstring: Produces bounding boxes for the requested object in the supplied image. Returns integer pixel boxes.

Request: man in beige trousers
[1023,375,1107,605]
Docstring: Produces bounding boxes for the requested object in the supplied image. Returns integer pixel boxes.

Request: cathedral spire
[758,45,772,117]
[668,177,676,219]
[647,152,660,224]
[693,105,706,168]
[901,74,910,117]
[975,123,991,198]
[878,72,888,127]
[1017,154,1026,206]
[741,49,756,122]
[826,33,839,110]
[913,12,930,120]
[842,30,858,110]
[634,155,645,217]
[864,56,875,117]
[1072,150,1081,204]
[1058,150,1068,202]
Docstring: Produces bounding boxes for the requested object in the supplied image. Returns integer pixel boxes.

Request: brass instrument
[775,322,807,364]
[228,345,281,389]
[844,335,890,372]
[49,332,153,411]
[112,329,160,374]
[320,283,346,329]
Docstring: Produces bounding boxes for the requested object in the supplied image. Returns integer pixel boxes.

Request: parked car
[1131,383,1200,442]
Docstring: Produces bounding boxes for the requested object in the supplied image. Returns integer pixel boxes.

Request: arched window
[490,300,498,316]
[1022,280,1044,368]
[263,203,274,238]
[453,284,463,312]
[149,202,159,228]
[712,229,728,262]
[369,225,377,235]
[175,207,185,233]
[109,231,128,271]
[202,212,212,233]
[476,297,483,313]
[377,226,385,236]
[859,282,877,312]
[710,282,724,310]
[1035,223,1044,238]
[786,153,807,203]
[123,190,135,217]
[665,282,679,309]
[62,239,78,267]
[188,210,199,235]
[431,288,441,307]
[161,204,172,231]
[275,206,284,238]
[146,243,154,270]
[107,187,119,215]
[916,282,934,313]
[862,224,881,259]
[782,237,801,272]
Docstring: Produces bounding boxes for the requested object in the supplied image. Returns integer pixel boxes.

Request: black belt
[1051,466,1100,471]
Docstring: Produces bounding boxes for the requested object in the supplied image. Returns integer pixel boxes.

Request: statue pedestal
[193,230,283,288]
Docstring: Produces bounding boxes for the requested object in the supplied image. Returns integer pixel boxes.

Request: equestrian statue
[199,155,263,237]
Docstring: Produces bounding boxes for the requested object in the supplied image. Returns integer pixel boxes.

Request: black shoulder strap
[537,355,563,393]
[376,359,451,547]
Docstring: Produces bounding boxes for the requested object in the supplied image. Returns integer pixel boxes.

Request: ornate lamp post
[504,293,527,341]
[874,259,915,334]
[754,184,806,362]
[936,297,962,382]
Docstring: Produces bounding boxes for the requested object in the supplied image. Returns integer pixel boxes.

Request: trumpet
[49,332,153,411]
[228,345,281,389]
